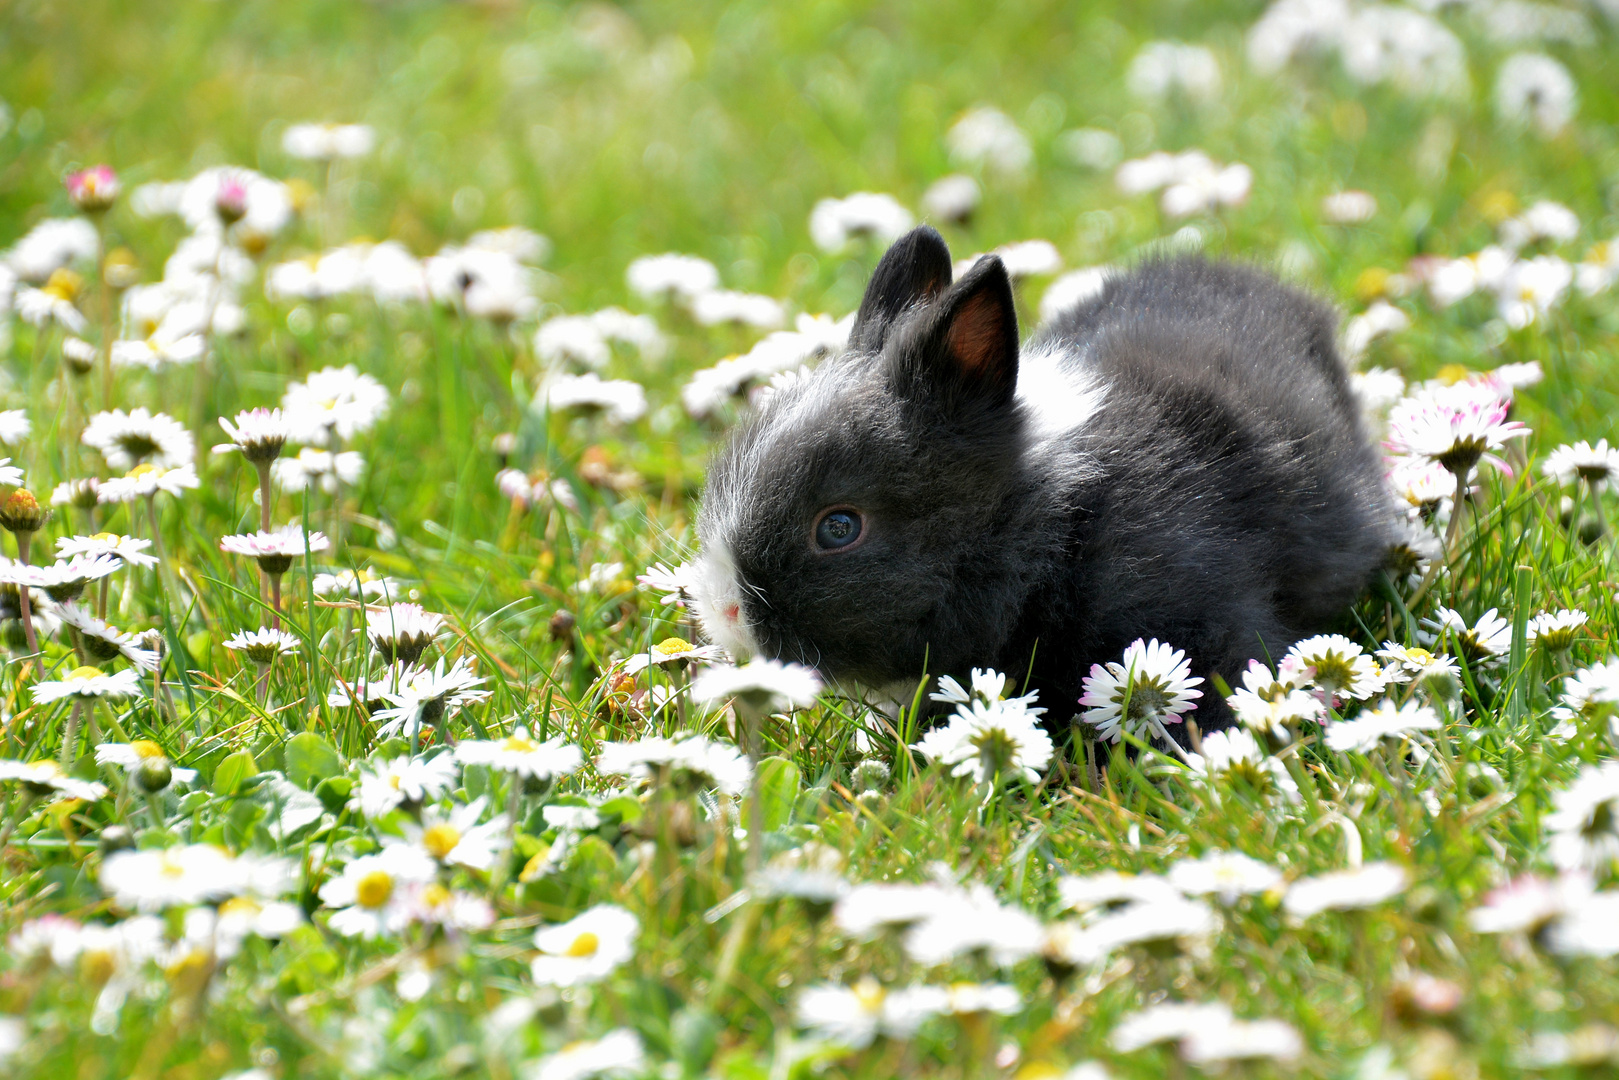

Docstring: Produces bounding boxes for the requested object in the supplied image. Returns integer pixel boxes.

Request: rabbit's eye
[814,508,864,551]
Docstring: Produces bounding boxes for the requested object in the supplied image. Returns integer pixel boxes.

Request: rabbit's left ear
[849,226,954,352]
[898,254,1020,410]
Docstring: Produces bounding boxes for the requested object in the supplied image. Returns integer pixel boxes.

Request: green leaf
[314,775,353,814]
[285,732,343,789]
[753,756,801,833]
[213,749,258,796]
[596,794,643,825]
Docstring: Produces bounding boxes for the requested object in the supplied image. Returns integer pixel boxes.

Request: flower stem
[256,461,273,534]
[60,701,84,768]
[1408,469,1471,608]
[14,531,38,656]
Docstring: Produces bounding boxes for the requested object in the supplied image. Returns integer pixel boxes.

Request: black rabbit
[692,225,1392,732]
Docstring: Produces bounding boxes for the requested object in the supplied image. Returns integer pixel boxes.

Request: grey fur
[695,226,1391,733]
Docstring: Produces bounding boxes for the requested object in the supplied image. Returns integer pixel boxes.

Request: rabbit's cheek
[690,542,762,659]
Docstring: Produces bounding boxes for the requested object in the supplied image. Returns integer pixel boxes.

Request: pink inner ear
[947,289,1006,378]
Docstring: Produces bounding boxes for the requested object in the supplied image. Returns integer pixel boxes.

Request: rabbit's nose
[721,601,740,622]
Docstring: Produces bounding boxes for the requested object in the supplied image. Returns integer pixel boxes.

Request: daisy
[619,636,726,676]
[1282,634,1385,703]
[1467,872,1593,936]
[352,755,459,819]
[222,628,300,665]
[1552,658,1619,728]
[1127,40,1222,102]
[1160,161,1253,219]
[0,459,22,489]
[1500,201,1580,251]
[808,192,916,253]
[1385,391,1528,478]
[1168,852,1284,904]
[530,904,639,987]
[423,245,537,321]
[531,1030,646,1080]
[7,554,121,602]
[1070,897,1220,962]
[184,896,305,960]
[369,657,491,738]
[1375,643,1459,684]
[56,604,159,671]
[1056,871,1182,913]
[282,122,375,160]
[1390,456,1460,521]
[1545,761,1619,872]
[98,844,266,912]
[1078,638,1204,744]
[56,533,157,568]
[219,526,329,576]
[595,735,750,796]
[1496,255,1573,329]
[689,657,823,712]
[535,315,610,369]
[1495,52,1577,136]
[947,106,1032,175]
[1225,659,1322,738]
[625,253,719,304]
[312,568,399,601]
[546,373,648,426]
[81,409,195,471]
[1323,190,1378,224]
[454,726,582,781]
[1527,609,1589,653]
[1181,1019,1303,1064]
[366,603,445,666]
[1325,699,1442,753]
[0,758,109,802]
[396,797,509,871]
[1541,441,1619,491]
[1426,607,1512,667]
[753,843,850,905]
[1541,894,1619,958]
[690,290,785,330]
[5,217,99,282]
[32,665,142,705]
[280,365,390,444]
[96,463,200,503]
[921,174,981,224]
[832,882,951,938]
[318,846,438,939]
[15,280,88,333]
[95,739,195,792]
[900,882,1044,968]
[50,479,100,511]
[1282,862,1408,918]
[0,410,29,446]
[1111,1002,1235,1053]
[271,447,365,493]
[1342,301,1409,362]
[635,562,694,606]
[1184,729,1301,803]
[912,693,1053,786]
[794,978,944,1048]
[991,239,1063,280]
[109,323,207,371]
[214,408,292,465]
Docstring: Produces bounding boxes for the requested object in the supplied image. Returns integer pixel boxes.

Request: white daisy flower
[11,555,122,603]
[530,1029,646,1080]
[1056,871,1182,913]
[1185,729,1301,803]
[635,562,694,607]
[0,459,21,489]
[96,463,200,503]
[4,217,98,283]
[364,603,446,666]
[1385,391,1529,478]
[912,693,1053,786]
[793,977,944,1048]
[545,373,648,426]
[1541,441,1619,491]
[1038,266,1112,323]
[370,656,491,738]
[1496,254,1573,329]
[1078,638,1204,744]
[808,192,916,253]
[1425,607,1512,667]
[282,122,375,160]
[56,604,159,671]
[920,174,981,224]
[50,478,101,510]
[81,408,195,471]
[1325,699,1442,753]
[690,290,785,330]
[1468,872,1593,936]
[1374,643,1460,686]
[1068,897,1220,963]
[396,797,509,871]
[1552,658,1619,728]
[618,636,726,676]
[900,882,1044,968]
[312,568,399,601]
[689,657,823,712]
[183,895,304,960]
[625,253,719,304]
[1500,201,1580,251]
[753,842,850,905]
[530,904,639,987]
[15,282,88,333]
[1225,659,1323,738]
[1542,893,1619,959]
[99,845,289,913]
[424,244,538,321]
[271,447,365,493]
[1546,761,1619,872]
[946,106,1032,175]
[55,533,157,568]
[1282,862,1408,918]
[281,365,390,444]
[832,882,951,937]
[318,846,438,938]
[454,727,583,781]
[214,408,293,465]
[0,758,109,801]
[219,526,330,575]
[0,410,30,446]
[595,735,751,796]
[1342,301,1409,362]
[222,628,300,665]
[1495,52,1577,137]
[1111,1001,1234,1053]
[32,665,142,704]
[109,322,207,371]
[1181,1018,1303,1064]
[1527,609,1588,652]
[1168,852,1284,904]
[1283,634,1386,702]
[1127,40,1221,102]
[991,239,1063,279]
[352,755,459,819]
[1322,190,1377,224]
[535,315,611,369]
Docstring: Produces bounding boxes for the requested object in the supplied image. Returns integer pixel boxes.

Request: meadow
[2,1,1619,1077]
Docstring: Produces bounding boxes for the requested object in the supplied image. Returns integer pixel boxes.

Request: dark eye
[814,508,864,551]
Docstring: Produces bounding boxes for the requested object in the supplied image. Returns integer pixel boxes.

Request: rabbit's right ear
[848,226,953,352]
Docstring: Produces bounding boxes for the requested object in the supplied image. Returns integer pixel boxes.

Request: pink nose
[721,602,739,622]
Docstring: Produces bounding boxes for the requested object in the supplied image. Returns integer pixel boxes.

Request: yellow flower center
[389,774,402,790]
[69,665,104,681]
[81,949,117,987]
[218,896,261,918]
[653,637,694,656]
[355,871,394,909]
[564,931,601,958]
[127,463,158,479]
[852,976,886,1013]
[422,823,461,859]
[132,740,165,760]
[501,735,537,754]
[1434,364,1471,386]
[422,883,451,908]
[44,268,83,301]
[92,531,119,543]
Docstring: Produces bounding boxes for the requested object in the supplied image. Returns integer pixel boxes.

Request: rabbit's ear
[849,226,953,351]
[905,254,1020,409]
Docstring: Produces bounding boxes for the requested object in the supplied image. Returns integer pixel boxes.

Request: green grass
[3,1,1619,1078]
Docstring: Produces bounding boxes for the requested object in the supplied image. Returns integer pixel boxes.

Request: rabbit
[691,225,1393,733]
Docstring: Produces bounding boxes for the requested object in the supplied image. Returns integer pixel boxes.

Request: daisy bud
[549,609,576,642]
[51,477,101,510]
[62,337,98,377]
[100,823,136,855]
[136,756,174,794]
[66,165,120,213]
[0,490,52,535]
[103,246,141,290]
[215,176,249,225]
[851,759,890,793]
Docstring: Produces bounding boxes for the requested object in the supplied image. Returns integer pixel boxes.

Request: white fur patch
[690,538,762,659]
[1015,342,1105,441]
